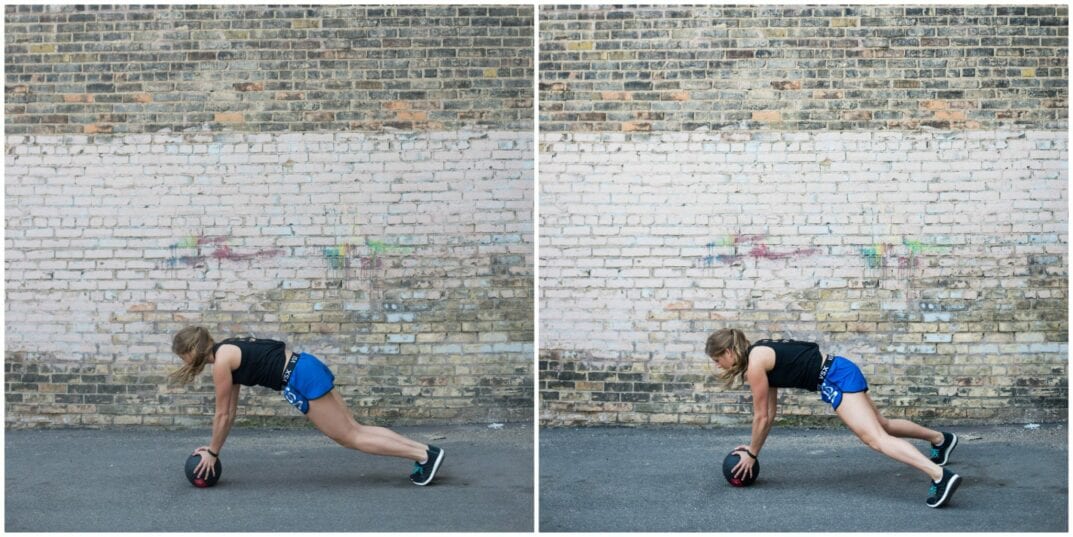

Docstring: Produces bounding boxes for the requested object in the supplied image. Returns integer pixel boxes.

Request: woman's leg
[836,391,943,481]
[326,391,428,452]
[866,396,944,445]
[306,389,427,461]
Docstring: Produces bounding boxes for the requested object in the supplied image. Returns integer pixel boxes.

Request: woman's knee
[854,428,877,450]
[326,428,353,447]
[858,429,889,452]
[320,422,360,447]
[339,425,379,451]
[877,415,892,433]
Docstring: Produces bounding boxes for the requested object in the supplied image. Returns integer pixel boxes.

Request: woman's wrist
[206,448,219,458]
[741,448,757,460]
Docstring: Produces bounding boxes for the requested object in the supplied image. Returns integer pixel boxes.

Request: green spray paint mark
[174,236,199,249]
[366,239,412,255]
[859,244,888,269]
[859,239,948,270]
[902,239,947,255]
[705,234,767,252]
[323,239,409,272]
[323,244,350,270]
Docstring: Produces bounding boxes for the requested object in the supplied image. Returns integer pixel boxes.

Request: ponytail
[705,328,751,387]
[170,326,215,385]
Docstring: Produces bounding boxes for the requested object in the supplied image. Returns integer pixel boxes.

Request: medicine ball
[722,451,758,487]
[184,453,222,488]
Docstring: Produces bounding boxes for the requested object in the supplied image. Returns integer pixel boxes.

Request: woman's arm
[744,363,774,457]
[208,354,238,454]
[193,347,239,478]
[228,383,240,421]
[767,385,778,423]
[730,347,776,480]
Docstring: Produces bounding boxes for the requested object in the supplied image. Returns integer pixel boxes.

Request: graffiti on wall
[323,243,382,271]
[322,238,413,278]
[695,233,950,277]
[166,235,284,268]
[700,234,820,267]
[320,206,414,280]
[859,239,950,270]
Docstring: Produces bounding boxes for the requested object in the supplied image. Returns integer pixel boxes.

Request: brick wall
[539,6,1068,426]
[5,4,533,133]
[540,5,1067,132]
[5,5,534,428]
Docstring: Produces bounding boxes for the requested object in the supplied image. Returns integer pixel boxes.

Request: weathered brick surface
[540,5,1068,132]
[5,5,534,134]
[6,130,534,428]
[539,130,1067,425]
[538,5,1068,427]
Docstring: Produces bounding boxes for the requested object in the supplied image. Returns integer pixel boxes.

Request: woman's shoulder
[221,336,285,346]
[753,338,818,348]
[746,343,777,370]
[212,340,244,357]
[213,338,241,351]
[215,336,280,348]
[212,342,242,372]
[748,338,777,351]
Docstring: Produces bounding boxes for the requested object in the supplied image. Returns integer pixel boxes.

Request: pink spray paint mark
[707,234,819,265]
[167,235,283,267]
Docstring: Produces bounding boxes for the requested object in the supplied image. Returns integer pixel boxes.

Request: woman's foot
[926,468,962,508]
[929,432,958,466]
[409,445,445,486]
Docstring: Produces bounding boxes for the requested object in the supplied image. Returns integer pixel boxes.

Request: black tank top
[748,339,824,392]
[212,337,287,391]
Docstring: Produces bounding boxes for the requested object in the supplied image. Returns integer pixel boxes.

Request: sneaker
[929,432,958,466]
[409,445,444,486]
[926,468,962,508]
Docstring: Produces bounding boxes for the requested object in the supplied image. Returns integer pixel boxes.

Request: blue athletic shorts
[282,353,335,414]
[819,356,868,411]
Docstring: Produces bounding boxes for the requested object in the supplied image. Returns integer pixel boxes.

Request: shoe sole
[412,448,444,486]
[934,433,958,466]
[927,474,961,508]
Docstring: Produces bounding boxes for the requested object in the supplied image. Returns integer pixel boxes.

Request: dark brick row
[5,5,534,134]
[540,5,1068,132]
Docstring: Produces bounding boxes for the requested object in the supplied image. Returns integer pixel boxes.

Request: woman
[705,328,961,508]
[171,326,445,486]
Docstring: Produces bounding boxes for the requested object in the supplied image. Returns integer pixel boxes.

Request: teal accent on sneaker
[409,445,444,486]
[926,468,962,508]
[929,432,958,466]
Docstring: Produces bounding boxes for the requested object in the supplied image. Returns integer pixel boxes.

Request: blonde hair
[170,326,215,385]
[705,328,751,387]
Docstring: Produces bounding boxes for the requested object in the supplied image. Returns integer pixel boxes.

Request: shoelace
[411,462,424,476]
[929,483,938,496]
[930,446,940,458]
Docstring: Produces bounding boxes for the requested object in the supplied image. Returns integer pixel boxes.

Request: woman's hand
[192,447,218,479]
[732,446,756,479]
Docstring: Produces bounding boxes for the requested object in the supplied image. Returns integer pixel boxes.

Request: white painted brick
[7,131,533,384]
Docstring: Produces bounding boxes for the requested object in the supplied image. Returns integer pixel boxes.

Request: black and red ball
[184,453,222,488]
[722,451,759,487]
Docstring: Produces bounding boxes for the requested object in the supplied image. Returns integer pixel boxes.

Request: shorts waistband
[817,354,835,387]
[282,352,300,385]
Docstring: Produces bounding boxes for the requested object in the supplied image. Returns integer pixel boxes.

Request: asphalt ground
[539,424,1068,532]
[5,423,533,532]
